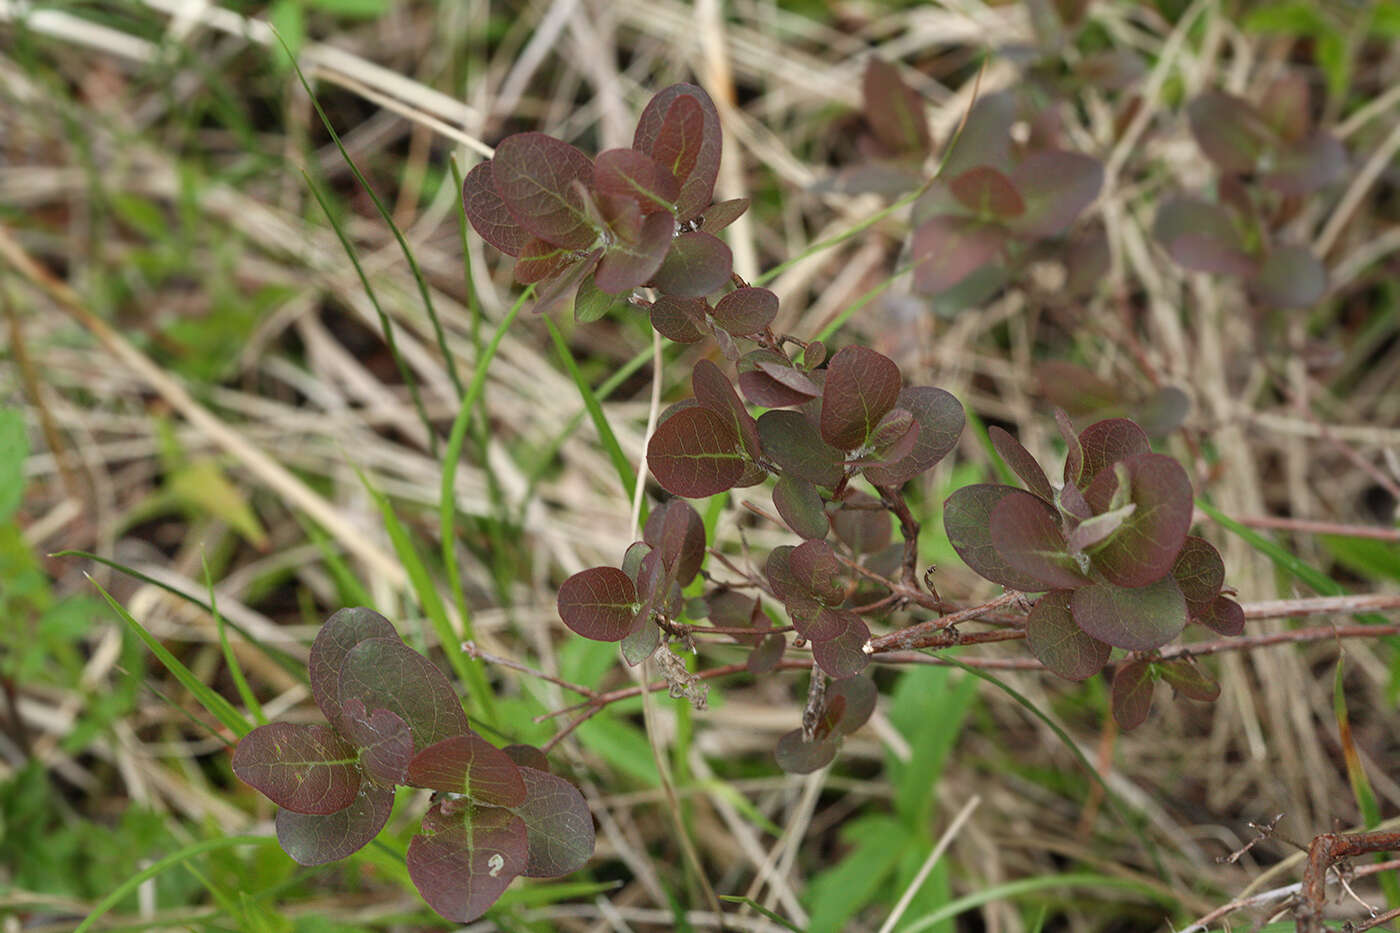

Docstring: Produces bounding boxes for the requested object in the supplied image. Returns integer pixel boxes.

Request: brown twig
[1299,831,1400,933]
[1227,515,1400,543]
[1180,858,1400,933]
[864,592,1023,654]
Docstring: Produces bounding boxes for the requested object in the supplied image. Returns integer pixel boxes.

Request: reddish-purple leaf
[532,249,602,316]
[503,745,550,772]
[510,766,595,877]
[463,160,531,257]
[514,237,576,284]
[863,386,964,486]
[790,539,846,605]
[1076,418,1151,489]
[692,358,761,460]
[1187,91,1273,175]
[309,607,398,731]
[407,733,527,807]
[1065,503,1136,553]
[634,85,722,221]
[756,361,822,398]
[944,485,1059,592]
[988,426,1054,502]
[341,699,412,785]
[989,492,1087,590]
[232,722,361,815]
[713,286,778,336]
[492,133,598,249]
[1076,49,1146,90]
[407,802,528,923]
[1160,660,1220,702]
[593,148,679,213]
[773,474,829,540]
[1171,536,1225,614]
[1009,151,1103,237]
[826,676,877,736]
[757,410,844,486]
[621,615,660,666]
[595,211,675,294]
[862,58,931,156]
[820,346,902,451]
[338,637,470,752]
[942,91,1015,176]
[1264,132,1347,196]
[738,350,820,407]
[649,295,709,343]
[795,606,848,643]
[866,407,917,460]
[650,231,732,298]
[701,198,749,233]
[1153,197,1256,277]
[647,405,747,497]
[1133,386,1191,437]
[276,782,394,866]
[1259,72,1311,143]
[1083,453,1193,587]
[1026,591,1110,681]
[643,499,707,585]
[1056,408,1085,488]
[1111,660,1155,730]
[950,166,1024,218]
[775,729,837,773]
[1072,577,1187,651]
[557,567,638,642]
[812,614,871,678]
[1064,225,1112,297]
[747,632,787,674]
[1197,595,1245,636]
[912,215,1006,295]
[706,589,764,643]
[1251,244,1327,309]
[831,494,892,554]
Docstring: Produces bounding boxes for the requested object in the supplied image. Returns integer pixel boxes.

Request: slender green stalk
[205,554,265,726]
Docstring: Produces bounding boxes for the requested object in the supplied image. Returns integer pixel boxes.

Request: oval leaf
[492,133,598,249]
[643,498,708,585]
[276,782,394,866]
[1198,595,1245,636]
[593,148,679,213]
[338,638,470,753]
[1172,535,1225,613]
[407,803,528,923]
[747,632,787,674]
[1071,577,1187,651]
[988,426,1054,502]
[757,410,844,486]
[1111,660,1155,730]
[232,722,360,815]
[826,676,877,736]
[692,358,761,460]
[650,231,732,298]
[862,386,964,486]
[862,58,931,156]
[1076,418,1150,489]
[1008,150,1103,237]
[309,607,399,730]
[341,699,413,785]
[650,295,708,343]
[1083,452,1193,588]
[775,729,837,774]
[648,405,746,497]
[1251,244,1326,309]
[634,85,723,221]
[510,766,595,877]
[1160,660,1220,702]
[595,210,675,294]
[912,215,1005,295]
[557,567,638,642]
[773,475,829,540]
[713,286,778,336]
[950,166,1024,218]
[1025,590,1110,681]
[407,733,527,807]
[944,484,1061,591]
[988,491,1087,590]
[812,613,871,678]
[820,346,902,450]
[463,160,531,257]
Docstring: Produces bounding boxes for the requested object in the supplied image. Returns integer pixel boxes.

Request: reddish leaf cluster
[464,83,748,316]
[1156,76,1345,308]
[944,416,1242,728]
[232,608,593,923]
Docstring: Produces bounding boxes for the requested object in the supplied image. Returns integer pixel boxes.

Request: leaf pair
[232,609,593,923]
[465,84,742,316]
[766,541,870,679]
[944,417,1241,708]
[774,676,878,773]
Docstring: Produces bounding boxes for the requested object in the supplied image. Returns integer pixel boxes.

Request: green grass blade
[545,316,641,518]
[899,872,1179,933]
[73,835,277,933]
[1198,499,1388,624]
[205,554,265,726]
[302,170,437,454]
[53,550,304,680]
[293,513,374,607]
[278,35,464,402]
[717,895,804,932]
[89,575,252,739]
[360,469,496,725]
